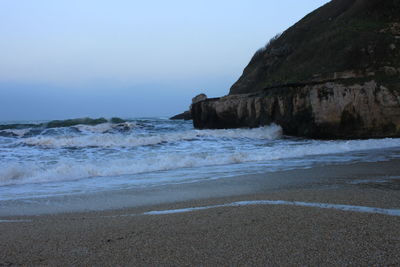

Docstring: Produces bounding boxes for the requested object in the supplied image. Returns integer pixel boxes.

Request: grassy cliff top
[230,0,400,94]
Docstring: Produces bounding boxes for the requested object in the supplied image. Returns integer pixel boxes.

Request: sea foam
[142,200,400,217]
[20,125,282,148]
[1,133,400,186]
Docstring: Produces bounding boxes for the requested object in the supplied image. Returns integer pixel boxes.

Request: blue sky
[0,0,329,121]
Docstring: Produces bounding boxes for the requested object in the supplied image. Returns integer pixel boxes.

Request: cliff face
[192,0,400,139]
[193,80,400,139]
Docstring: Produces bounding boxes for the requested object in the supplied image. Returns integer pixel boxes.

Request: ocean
[1,117,400,203]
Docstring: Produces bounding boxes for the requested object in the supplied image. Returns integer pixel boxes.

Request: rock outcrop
[193,80,400,139]
[192,0,400,139]
[170,110,192,120]
[170,94,208,121]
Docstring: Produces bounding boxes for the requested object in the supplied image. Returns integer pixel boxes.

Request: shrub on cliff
[252,33,281,61]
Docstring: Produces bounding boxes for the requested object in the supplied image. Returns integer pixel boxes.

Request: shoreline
[1,160,399,265]
[1,158,400,217]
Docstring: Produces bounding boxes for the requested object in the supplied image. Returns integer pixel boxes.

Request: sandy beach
[1,160,400,266]
[1,0,400,265]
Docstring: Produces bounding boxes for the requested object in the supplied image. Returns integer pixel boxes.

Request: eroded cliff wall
[193,79,400,139]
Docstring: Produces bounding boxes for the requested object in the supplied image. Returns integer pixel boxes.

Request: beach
[1,0,399,265]
[1,160,399,266]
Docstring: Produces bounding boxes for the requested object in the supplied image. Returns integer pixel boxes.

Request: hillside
[230,0,400,94]
[191,0,400,139]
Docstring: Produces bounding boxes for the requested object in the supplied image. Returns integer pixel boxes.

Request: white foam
[19,125,282,148]
[74,123,115,133]
[0,150,271,185]
[142,200,400,217]
[75,122,137,134]
[3,134,400,186]
[1,128,30,137]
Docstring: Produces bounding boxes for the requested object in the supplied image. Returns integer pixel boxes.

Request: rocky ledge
[192,79,400,139]
[170,93,207,121]
[170,110,192,120]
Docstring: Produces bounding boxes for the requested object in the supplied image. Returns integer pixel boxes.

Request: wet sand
[1,160,400,266]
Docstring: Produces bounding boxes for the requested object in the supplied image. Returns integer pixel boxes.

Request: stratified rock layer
[192,79,400,139]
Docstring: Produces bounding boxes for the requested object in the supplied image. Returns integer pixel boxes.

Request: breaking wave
[2,135,400,186]
[0,117,126,131]
[20,125,283,148]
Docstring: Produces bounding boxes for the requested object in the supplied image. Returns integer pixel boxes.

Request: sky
[0,0,330,121]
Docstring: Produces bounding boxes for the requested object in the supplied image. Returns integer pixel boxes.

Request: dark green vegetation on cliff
[192,0,400,139]
[230,0,400,94]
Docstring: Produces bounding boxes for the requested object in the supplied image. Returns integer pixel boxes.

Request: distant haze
[0,0,329,121]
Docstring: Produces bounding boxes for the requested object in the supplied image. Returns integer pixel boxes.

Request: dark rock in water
[170,110,192,120]
[0,117,127,136]
[170,93,208,120]
[110,117,126,124]
[192,0,400,139]
[46,117,108,128]
[0,124,37,131]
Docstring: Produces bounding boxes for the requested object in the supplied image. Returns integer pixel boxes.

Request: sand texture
[1,161,400,266]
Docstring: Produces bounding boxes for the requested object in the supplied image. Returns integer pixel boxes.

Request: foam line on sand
[142,200,400,217]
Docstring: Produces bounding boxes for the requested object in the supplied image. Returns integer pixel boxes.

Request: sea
[1,117,400,203]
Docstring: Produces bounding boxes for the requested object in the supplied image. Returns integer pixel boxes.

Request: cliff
[192,0,400,139]
[230,0,400,94]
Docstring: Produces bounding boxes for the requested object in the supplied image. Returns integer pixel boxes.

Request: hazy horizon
[0,0,330,121]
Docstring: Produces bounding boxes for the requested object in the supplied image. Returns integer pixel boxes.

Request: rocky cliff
[192,0,400,139]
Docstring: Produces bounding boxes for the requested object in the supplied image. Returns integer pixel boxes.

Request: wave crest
[2,136,400,186]
[20,125,282,148]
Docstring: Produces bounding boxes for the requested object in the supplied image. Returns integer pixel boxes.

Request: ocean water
[1,118,400,201]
